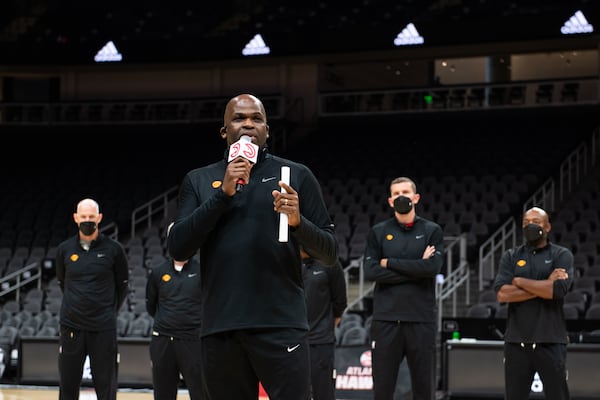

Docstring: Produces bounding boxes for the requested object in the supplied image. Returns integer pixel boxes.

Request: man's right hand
[223,157,253,196]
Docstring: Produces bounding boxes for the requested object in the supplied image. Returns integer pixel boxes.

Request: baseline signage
[334,345,411,399]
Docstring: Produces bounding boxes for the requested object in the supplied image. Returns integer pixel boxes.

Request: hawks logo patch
[70,254,79,262]
[162,274,172,282]
[517,259,527,267]
[212,180,222,189]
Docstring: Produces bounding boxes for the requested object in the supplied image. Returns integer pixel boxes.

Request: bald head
[77,198,100,214]
[223,94,266,126]
[523,207,549,224]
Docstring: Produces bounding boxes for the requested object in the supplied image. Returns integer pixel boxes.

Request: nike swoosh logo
[97,253,105,258]
[262,176,277,183]
[545,260,552,264]
[415,235,424,239]
[313,271,325,275]
[287,344,300,352]
[188,273,197,277]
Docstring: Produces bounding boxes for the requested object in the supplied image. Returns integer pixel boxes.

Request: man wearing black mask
[55,198,129,400]
[363,176,444,400]
[493,206,573,400]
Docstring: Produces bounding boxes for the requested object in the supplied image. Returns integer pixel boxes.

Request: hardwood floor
[0,386,180,399]
[0,385,272,399]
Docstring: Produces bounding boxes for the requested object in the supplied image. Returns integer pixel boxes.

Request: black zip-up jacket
[168,148,336,336]
[146,257,202,339]
[55,233,129,331]
[364,216,444,323]
[302,257,347,344]
[493,242,573,344]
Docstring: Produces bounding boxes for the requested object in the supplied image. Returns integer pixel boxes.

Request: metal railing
[130,185,179,238]
[436,234,470,332]
[477,219,517,291]
[0,95,285,126]
[344,234,470,333]
[522,177,555,215]
[100,221,119,241]
[344,257,374,312]
[319,78,599,117]
[0,262,43,303]
[478,126,600,291]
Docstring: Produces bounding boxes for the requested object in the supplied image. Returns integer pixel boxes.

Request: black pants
[58,327,118,400]
[371,320,436,400]
[150,334,204,400]
[309,343,336,400]
[201,328,310,400]
[504,342,570,400]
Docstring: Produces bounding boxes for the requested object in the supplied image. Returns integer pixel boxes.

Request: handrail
[2,79,597,127]
[319,78,599,116]
[478,219,517,291]
[478,126,600,291]
[436,259,470,333]
[0,262,43,303]
[130,185,179,238]
[100,221,119,241]
[522,177,555,214]
[558,141,589,202]
[437,234,470,326]
[591,126,600,166]
[344,257,373,311]
[0,95,285,126]
[345,234,470,333]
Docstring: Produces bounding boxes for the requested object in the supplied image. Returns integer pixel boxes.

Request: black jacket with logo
[55,233,129,331]
[146,257,202,339]
[364,216,444,323]
[302,257,347,344]
[493,242,573,343]
[168,149,336,336]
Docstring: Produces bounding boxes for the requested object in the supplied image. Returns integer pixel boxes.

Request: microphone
[227,135,259,192]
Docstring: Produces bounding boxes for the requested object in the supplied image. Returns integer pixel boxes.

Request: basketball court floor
[0,385,156,399]
[0,385,272,399]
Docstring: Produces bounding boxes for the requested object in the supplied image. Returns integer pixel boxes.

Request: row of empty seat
[468,282,600,321]
[335,312,371,347]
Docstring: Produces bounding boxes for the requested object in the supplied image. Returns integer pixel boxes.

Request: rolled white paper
[278,166,291,242]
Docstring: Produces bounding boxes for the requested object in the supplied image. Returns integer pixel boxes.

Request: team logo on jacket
[517,259,527,267]
[212,180,222,189]
[70,254,79,262]
[386,234,393,241]
[162,274,172,282]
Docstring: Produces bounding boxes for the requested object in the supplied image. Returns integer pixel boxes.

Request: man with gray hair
[55,198,129,400]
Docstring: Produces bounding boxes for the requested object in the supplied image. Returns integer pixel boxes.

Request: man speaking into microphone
[167,93,337,400]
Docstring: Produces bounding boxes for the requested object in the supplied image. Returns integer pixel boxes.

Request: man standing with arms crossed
[494,206,573,400]
[364,177,444,400]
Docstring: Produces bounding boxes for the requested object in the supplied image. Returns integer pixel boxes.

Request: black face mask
[393,195,413,214]
[79,221,97,236]
[523,223,543,245]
